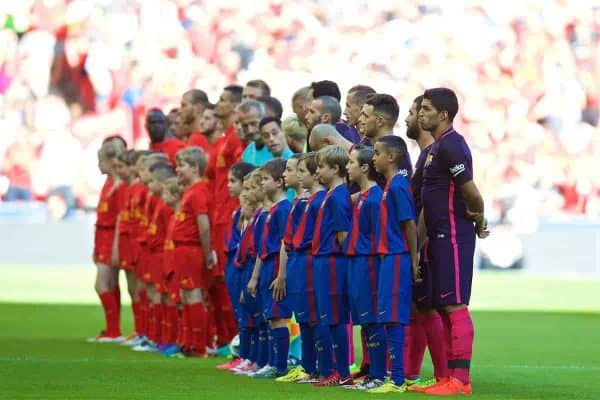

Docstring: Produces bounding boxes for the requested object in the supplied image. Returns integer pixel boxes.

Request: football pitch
[1,267,599,399]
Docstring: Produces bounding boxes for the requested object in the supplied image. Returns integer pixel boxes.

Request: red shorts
[138,246,152,283]
[173,245,208,290]
[149,251,165,290]
[118,233,134,270]
[166,271,181,303]
[94,226,115,265]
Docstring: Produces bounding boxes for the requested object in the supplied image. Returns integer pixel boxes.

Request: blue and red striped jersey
[234,210,260,268]
[253,208,269,260]
[312,184,352,256]
[376,173,416,255]
[292,190,326,251]
[224,207,242,255]
[284,197,308,252]
[345,185,383,256]
[260,199,291,260]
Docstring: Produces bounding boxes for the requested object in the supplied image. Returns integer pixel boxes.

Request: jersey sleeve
[365,197,380,237]
[331,191,351,233]
[190,187,209,216]
[391,182,415,223]
[440,135,473,186]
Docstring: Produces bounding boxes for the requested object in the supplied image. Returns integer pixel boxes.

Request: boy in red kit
[113,150,143,343]
[89,139,126,343]
[160,177,184,356]
[121,150,152,346]
[133,163,176,352]
[172,146,216,358]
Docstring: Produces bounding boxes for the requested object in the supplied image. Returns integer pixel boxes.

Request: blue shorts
[224,256,241,317]
[260,256,292,320]
[238,260,261,328]
[287,251,318,323]
[429,235,475,307]
[377,254,412,324]
[347,255,380,325]
[313,254,350,326]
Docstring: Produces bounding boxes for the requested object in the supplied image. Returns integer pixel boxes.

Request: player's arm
[270,241,288,301]
[196,214,214,268]
[417,209,426,251]
[247,257,262,297]
[459,181,489,238]
[401,219,421,283]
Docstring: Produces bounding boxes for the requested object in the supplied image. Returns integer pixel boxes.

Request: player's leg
[425,236,475,396]
[93,262,122,340]
[184,287,208,357]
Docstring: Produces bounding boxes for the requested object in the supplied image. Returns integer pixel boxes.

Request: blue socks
[299,323,316,374]
[248,327,258,363]
[257,325,269,367]
[239,329,249,360]
[386,324,406,385]
[272,326,290,373]
[315,325,334,376]
[267,326,275,366]
[330,324,350,377]
[364,323,387,380]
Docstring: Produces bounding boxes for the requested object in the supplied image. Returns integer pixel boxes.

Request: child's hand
[205,251,217,269]
[270,276,286,302]
[247,277,258,297]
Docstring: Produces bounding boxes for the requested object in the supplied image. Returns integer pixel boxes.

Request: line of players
[90,86,488,396]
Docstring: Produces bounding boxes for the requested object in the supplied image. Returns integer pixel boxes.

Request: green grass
[0,303,599,400]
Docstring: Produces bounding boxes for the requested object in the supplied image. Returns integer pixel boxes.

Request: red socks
[99,291,121,336]
[139,290,149,337]
[163,305,179,344]
[151,303,165,344]
[423,313,449,380]
[404,315,427,378]
[181,305,191,348]
[132,302,142,335]
[447,308,474,384]
[188,302,208,353]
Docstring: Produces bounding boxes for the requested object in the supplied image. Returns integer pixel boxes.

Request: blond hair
[99,140,125,159]
[176,146,208,175]
[163,177,183,199]
[316,145,349,177]
[282,113,307,141]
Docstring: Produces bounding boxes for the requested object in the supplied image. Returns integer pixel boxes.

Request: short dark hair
[298,152,318,174]
[186,89,209,105]
[224,85,244,104]
[204,102,216,111]
[413,95,424,112]
[423,88,459,122]
[131,149,153,165]
[351,144,377,181]
[118,149,136,165]
[366,94,399,127]
[317,96,342,123]
[257,95,283,119]
[246,79,271,96]
[149,162,176,181]
[259,116,282,130]
[375,135,408,168]
[311,80,341,101]
[262,158,287,182]
[230,162,256,181]
[348,85,376,105]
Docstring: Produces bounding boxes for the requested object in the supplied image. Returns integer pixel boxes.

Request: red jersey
[187,131,210,152]
[150,137,186,167]
[129,182,147,237]
[116,183,131,234]
[96,177,120,229]
[138,192,160,245]
[173,179,211,246]
[147,199,174,252]
[207,125,243,225]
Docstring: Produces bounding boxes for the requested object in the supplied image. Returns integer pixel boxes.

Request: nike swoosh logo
[360,312,369,317]
[321,314,328,319]
[368,334,377,341]
[417,296,427,302]
[440,292,454,299]
[297,312,305,316]
[379,311,386,315]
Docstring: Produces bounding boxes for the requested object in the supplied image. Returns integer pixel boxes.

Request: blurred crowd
[1,0,600,226]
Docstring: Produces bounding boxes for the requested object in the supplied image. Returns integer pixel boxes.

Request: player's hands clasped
[466,209,490,239]
[247,276,258,297]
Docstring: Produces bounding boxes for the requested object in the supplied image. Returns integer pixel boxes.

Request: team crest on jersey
[176,212,186,222]
[149,223,157,235]
[217,155,226,167]
[99,201,109,212]
[134,208,141,219]
[425,153,434,167]
[165,240,175,250]
[121,211,129,221]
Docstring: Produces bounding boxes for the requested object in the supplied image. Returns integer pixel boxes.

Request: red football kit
[150,138,186,167]
[94,177,120,265]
